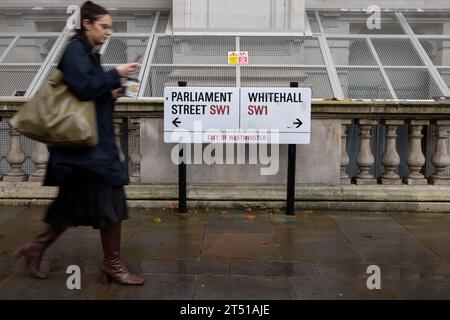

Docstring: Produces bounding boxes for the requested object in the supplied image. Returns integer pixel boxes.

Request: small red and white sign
[228,51,249,65]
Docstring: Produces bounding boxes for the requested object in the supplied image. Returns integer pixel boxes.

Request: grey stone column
[380,120,403,185]
[29,142,49,182]
[113,118,125,162]
[340,119,352,185]
[404,120,429,185]
[129,119,141,184]
[3,124,27,182]
[429,120,450,185]
[355,119,377,185]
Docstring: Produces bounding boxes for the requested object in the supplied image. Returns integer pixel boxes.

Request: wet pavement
[0,206,449,300]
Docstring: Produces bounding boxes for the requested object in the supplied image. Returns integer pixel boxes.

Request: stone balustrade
[341,118,450,186]
[0,98,450,186]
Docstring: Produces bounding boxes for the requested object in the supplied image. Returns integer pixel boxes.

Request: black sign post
[286,81,298,215]
[177,81,187,214]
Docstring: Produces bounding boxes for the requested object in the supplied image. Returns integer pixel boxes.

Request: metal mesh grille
[419,39,450,66]
[156,13,170,33]
[404,12,447,35]
[133,14,156,33]
[0,122,11,175]
[241,67,333,98]
[307,11,321,33]
[111,20,128,33]
[52,35,72,64]
[0,10,448,102]
[349,23,406,35]
[337,67,392,99]
[144,66,236,97]
[386,68,442,100]
[127,119,138,177]
[34,21,66,32]
[409,23,444,35]
[240,37,324,65]
[0,65,39,96]
[101,36,149,64]
[438,67,450,88]
[0,37,14,59]
[151,36,174,64]
[447,127,450,176]
[318,11,405,35]
[372,39,423,66]
[2,36,58,63]
[349,12,405,35]
[328,38,377,66]
[152,36,235,65]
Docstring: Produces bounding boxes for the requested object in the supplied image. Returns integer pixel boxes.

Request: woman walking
[14,1,144,285]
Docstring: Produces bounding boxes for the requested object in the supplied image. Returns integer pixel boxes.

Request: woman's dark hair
[79,1,110,32]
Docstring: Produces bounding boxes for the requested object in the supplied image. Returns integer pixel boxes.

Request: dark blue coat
[43,33,128,186]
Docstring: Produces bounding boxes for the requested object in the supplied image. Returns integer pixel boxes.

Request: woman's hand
[112,87,125,99]
[116,63,138,77]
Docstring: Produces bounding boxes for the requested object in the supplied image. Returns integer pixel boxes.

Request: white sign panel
[164,87,311,144]
[164,87,240,142]
[240,87,311,144]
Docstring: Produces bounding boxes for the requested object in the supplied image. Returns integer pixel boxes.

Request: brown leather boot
[100,222,144,285]
[14,226,65,279]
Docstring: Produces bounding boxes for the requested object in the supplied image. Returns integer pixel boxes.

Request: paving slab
[0,218,47,238]
[316,261,450,281]
[230,261,319,278]
[331,214,409,234]
[385,279,450,299]
[0,207,26,224]
[89,274,196,300]
[123,210,206,234]
[201,233,280,260]
[205,212,272,234]
[194,275,296,300]
[270,212,339,233]
[389,214,450,262]
[0,254,58,276]
[406,234,450,262]
[123,231,203,260]
[0,273,100,300]
[1,207,450,300]
[139,259,229,275]
[288,276,398,300]
[44,233,104,259]
[347,233,445,265]
[276,232,363,263]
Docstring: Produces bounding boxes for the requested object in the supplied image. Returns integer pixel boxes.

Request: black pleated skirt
[44,169,129,230]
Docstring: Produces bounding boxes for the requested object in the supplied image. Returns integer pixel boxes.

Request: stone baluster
[113,118,125,162]
[404,120,429,185]
[429,120,450,185]
[29,142,49,182]
[3,124,27,182]
[129,119,141,184]
[340,119,352,185]
[355,119,377,185]
[380,120,403,185]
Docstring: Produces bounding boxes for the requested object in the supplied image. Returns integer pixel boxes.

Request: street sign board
[164,87,311,144]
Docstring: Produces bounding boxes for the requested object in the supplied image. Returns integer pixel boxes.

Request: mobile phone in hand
[133,54,143,63]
